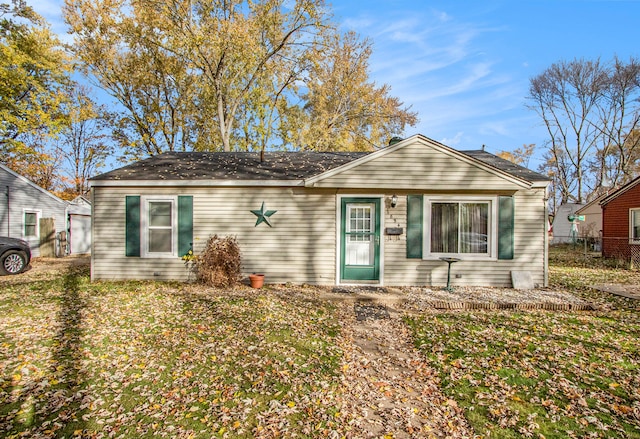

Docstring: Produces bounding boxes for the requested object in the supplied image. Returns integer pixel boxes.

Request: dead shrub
[192,235,241,287]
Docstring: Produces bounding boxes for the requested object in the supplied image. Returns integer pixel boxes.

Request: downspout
[64,204,69,257]
[5,186,9,237]
[90,186,95,281]
[543,187,549,287]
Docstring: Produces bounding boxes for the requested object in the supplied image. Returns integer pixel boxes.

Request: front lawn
[2,249,639,438]
[0,265,344,438]
[406,246,640,438]
[407,311,639,438]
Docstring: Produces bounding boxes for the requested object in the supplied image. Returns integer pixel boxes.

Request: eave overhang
[90,179,305,188]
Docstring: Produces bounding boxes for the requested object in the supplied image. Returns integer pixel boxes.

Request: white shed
[68,197,92,254]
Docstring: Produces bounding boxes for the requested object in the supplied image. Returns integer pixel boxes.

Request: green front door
[340,198,381,282]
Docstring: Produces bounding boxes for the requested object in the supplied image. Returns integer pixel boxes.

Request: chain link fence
[551,235,640,268]
[602,237,640,268]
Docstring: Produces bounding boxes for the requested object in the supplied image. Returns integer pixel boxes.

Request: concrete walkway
[591,284,640,300]
[333,294,475,438]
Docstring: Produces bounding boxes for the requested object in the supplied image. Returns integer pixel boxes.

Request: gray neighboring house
[90,135,550,288]
[551,203,585,244]
[0,163,91,256]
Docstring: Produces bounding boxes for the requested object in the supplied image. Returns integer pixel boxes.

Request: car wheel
[1,250,27,275]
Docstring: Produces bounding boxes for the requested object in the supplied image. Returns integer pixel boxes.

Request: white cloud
[436,11,451,22]
[30,0,71,42]
[440,131,464,146]
[337,5,535,148]
[31,0,64,25]
[31,0,63,16]
[342,16,377,31]
[479,120,511,137]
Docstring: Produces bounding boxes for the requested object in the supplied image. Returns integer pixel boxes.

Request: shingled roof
[91,147,549,184]
[91,151,369,181]
[459,150,549,182]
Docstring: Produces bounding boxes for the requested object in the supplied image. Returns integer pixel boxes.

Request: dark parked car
[0,237,31,275]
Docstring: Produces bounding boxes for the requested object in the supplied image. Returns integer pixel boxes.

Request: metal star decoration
[250,202,277,227]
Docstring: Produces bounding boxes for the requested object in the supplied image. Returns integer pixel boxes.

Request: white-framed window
[141,196,177,258]
[424,196,497,260]
[630,208,640,244]
[23,210,40,238]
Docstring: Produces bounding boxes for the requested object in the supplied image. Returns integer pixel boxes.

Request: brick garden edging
[427,301,597,311]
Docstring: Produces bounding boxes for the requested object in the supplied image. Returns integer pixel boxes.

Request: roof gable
[90,134,549,189]
[0,163,67,206]
[600,176,640,206]
[575,193,607,214]
[304,134,548,190]
[71,195,91,206]
[458,150,549,183]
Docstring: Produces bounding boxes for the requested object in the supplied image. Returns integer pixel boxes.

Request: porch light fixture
[390,194,398,208]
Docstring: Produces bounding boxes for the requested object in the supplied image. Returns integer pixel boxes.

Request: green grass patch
[407,310,640,438]
[0,269,345,438]
[407,246,640,438]
[549,245,640,310]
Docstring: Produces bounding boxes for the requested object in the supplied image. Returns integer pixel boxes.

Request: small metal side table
[439,257,461,292]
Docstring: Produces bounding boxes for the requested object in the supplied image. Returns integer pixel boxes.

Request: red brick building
[601,176,640,262]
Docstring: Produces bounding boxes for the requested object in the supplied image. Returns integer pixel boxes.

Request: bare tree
[528,57,640,204]
[528,58,607,203]
[55,85,114,197]
[591,58,640,189]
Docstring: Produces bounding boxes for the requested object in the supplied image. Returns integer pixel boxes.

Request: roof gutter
[531,181,551,189]
[89,179,306,188]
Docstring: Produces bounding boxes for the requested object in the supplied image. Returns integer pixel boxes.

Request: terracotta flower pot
[249,273,265,289]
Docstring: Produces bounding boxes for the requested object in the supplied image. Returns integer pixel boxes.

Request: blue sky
[33,0,640,171]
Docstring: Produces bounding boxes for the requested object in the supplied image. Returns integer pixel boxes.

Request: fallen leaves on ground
[549,245,640,311]
[407,309,640,438]
[2,249,640,438]
[0,260,481,439]
[335,303,475,438]
[1,270,345,438]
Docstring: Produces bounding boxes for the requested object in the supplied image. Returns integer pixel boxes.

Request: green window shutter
[177,196,193,257]
[125,196,141,257]
[406,195,423,258]
[498,196,514,260]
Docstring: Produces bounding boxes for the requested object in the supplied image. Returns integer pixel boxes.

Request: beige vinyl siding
[382,189,547,287]
[90,135,550,286]
[575,201,603,238]
[312,141,525,191]
[93,186,548,286]
[92,186,338,283]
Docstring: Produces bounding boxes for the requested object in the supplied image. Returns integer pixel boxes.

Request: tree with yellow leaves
[497,144,535,167]
[0,0,71,168]
[299,31,417,151]
[64,0,417,156]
